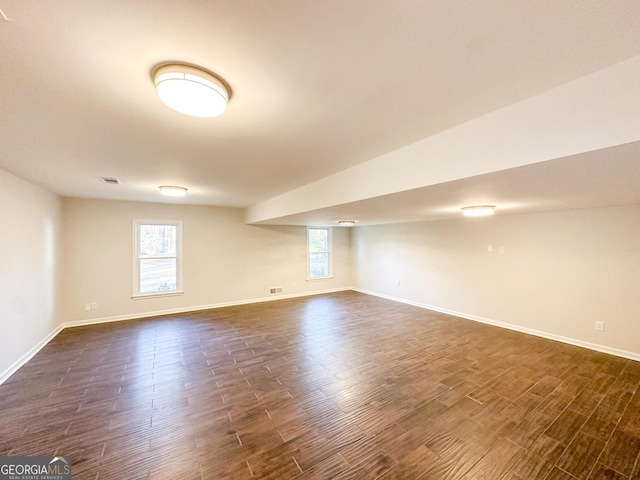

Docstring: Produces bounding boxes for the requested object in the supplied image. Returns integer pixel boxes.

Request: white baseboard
[0,324,65,385]
[353,288,640,362]
[0,287,353,385]
[62,287,353,329]
[4,285,637,385]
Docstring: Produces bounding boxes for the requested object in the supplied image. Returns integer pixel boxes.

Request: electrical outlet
[396,280,401,286]
[487,244,493,253]
[499,246,506,254]
[594,321,604,332]
[90,302,98,310]
[84,303,91,311]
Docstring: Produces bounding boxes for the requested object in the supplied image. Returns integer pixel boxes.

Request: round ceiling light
[461,205,496,217]
[159,185,188,197]
[153,64,229,118]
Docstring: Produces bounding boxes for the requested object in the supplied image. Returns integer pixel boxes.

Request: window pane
[309,252,329,278]
[140,258,177,293]
[139,225,176,257]
[309,229,328,253]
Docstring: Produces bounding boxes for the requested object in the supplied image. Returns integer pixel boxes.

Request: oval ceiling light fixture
[462,205,496,217]
[153,64,229,118]
[159,185,188,197]
[338,220,357,226]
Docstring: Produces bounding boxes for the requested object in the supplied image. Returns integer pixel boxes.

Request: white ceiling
[2,1,640,225]
[259,142,640,225]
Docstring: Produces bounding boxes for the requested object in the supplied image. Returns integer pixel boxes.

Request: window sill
[131,290,184,299]
[306,276,334,281]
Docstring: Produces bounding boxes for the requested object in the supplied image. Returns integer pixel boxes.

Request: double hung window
[133,220,183,296]
[307,227,331,279]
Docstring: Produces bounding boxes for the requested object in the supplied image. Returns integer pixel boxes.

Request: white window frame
[307,227,333,280]
[132,219,184,298]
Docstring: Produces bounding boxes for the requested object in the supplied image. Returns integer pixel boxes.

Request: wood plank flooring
[1,291,639,479]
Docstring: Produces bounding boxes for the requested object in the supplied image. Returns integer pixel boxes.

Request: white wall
[0,169,61,380]
[3,177,638,382]
[59,198,352,324]
[353,205,640,357]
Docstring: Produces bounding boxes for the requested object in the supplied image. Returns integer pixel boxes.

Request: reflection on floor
[1,291,639,479]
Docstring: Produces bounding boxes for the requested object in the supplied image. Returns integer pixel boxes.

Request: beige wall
[3,173,639,381]
[59,198,352,324]
[0,169,61,379]
[353,206,640,357]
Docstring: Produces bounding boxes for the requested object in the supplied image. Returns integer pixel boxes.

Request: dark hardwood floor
[1,291,639,479]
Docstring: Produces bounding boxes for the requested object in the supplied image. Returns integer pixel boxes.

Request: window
[133,220,183,297]
[307,227,331,279]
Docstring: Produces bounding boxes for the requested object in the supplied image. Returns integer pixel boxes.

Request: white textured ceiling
[2,1,640,224]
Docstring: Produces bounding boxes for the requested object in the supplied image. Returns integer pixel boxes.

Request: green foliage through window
[308,228,330,278]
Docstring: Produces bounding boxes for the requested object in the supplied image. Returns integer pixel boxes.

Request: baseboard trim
[0,324,65,385]
[62,287,353,329]
[5,285,636,385]
[0,287,354,385]
[353,288,640,362]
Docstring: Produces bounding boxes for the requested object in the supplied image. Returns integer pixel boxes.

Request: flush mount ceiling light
[462,205,496,217]
[159,185,188,197]
[153,64,229,118]
[338,220,357,226]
